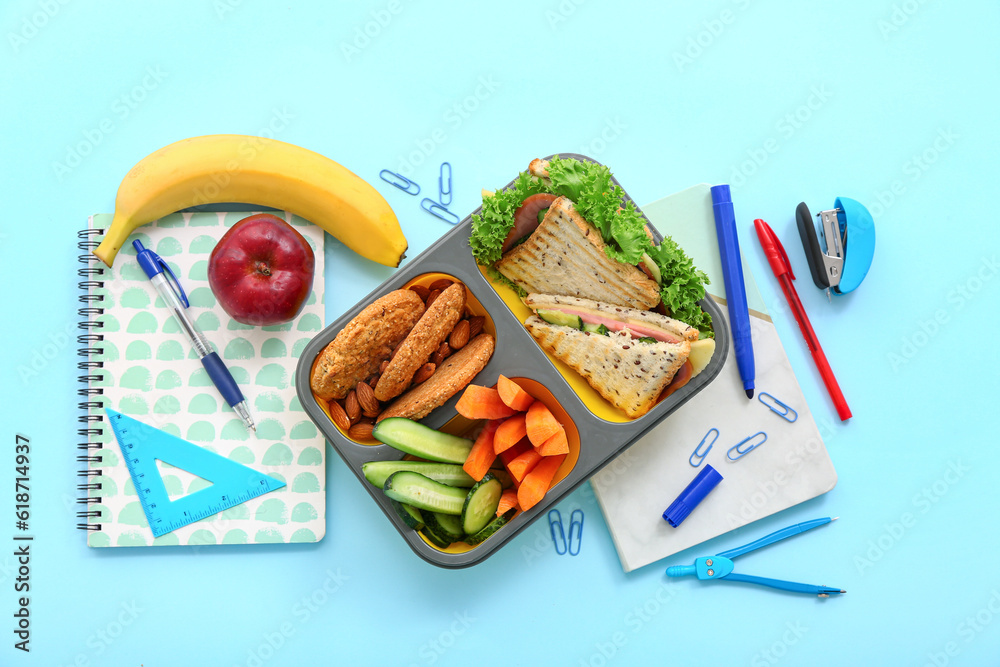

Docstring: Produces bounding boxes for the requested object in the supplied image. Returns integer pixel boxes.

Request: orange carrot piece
[496,488,519,516]
[506,449,542,484]
[493,413,527,454]
[499,438,530,467]
[455,385,519,420]
[517,454,567,511]
[463,420,501,482]
[497,375,534,412]
[525,400,562,447]
[536,425,569,456]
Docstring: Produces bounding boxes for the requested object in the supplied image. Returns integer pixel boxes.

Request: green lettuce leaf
[646,238,713,334]
[469,172,549,266]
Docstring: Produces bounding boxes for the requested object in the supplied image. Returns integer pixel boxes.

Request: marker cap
[662,464,723,528]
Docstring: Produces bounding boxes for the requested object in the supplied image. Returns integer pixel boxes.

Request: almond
[468,316,485,338]
[413,362,436,384]
[355,381,380,414]
[428,278,454,292]
[345,390,361,423]
[328,400,351,431]
[380,359,390,374]
[448,319,470,350]
[368,374,380,388]
[348,421,375,440]
[425,289,441,308]
[408,284,430,301]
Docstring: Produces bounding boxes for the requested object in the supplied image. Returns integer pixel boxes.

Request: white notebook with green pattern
[78,211,327,547]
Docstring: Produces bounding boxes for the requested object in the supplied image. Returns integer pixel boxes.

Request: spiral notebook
[76,211,327,547]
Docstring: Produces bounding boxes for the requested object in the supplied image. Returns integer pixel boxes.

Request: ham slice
[555,307,681,344]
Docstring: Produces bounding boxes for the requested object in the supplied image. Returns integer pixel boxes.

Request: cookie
[374,282,466,402]
[310,289,424,400]
[377,333,495,422]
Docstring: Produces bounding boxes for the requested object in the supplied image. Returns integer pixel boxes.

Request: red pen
[754,219,852,421]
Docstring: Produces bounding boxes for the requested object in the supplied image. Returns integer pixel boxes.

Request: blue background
[2,1,999,665]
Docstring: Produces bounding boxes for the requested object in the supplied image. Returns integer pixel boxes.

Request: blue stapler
[796,197,875,298]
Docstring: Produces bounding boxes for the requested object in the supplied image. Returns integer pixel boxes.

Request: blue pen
[133,240,256,433]
[710,185,755,399]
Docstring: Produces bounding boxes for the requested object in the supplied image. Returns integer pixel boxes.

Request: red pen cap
[754,219,795,281]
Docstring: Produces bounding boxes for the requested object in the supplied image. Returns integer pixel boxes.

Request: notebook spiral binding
[76,227,105,532]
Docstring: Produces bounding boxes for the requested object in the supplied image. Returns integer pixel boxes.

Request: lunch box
[295,154,729,568]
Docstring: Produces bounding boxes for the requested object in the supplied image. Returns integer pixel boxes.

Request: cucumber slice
[461,473,503,535]
[372,418,473,464]
[466,509,515,546]
[582,322,610,335]
[383,471,467,515]
[421,524,453,549]
[363,461,476,489]
[390,500,424,530]
[536,309,583,330]
[423,512,465,542]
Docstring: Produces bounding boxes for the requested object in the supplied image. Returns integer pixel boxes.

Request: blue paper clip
[548,509,567,555]
[727,432,767,461]
[568,509,584,556]
[438,162,453,207]
[759,392,797,422]
[689,428,719,467]
[421,198,459,225]
[379,169,420,195]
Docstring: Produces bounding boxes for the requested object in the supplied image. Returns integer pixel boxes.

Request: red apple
[208,213,316,326]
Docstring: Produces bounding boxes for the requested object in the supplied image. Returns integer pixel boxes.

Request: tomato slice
[661,360,694,400]
[502,193,559,253]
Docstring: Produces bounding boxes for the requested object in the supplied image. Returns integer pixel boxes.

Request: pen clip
[157,255,189,308]
[771,227,794,282]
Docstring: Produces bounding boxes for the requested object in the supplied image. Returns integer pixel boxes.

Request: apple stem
[254,261,271,277]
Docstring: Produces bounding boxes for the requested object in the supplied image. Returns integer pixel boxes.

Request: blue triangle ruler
[105,408,286,538]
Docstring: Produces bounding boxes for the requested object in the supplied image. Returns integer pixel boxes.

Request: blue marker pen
[133,240,256,432]
[711,185,755,399]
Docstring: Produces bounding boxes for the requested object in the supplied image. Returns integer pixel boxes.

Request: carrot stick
[462,420,501,482]
[517,454,567,511]
[535,425,569,456]
[497,375,534,412]
[498,438,530,466]
[493,413,527,454]
[506,449,542,484]
[496,488,519,516]
[525,400,562,447]
[455,385,519,420]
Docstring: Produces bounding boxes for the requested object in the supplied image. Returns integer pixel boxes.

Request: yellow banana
[93,134,408,267]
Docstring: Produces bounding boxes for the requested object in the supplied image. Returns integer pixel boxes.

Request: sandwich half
[495,196,661,311]
[523,294,696,418]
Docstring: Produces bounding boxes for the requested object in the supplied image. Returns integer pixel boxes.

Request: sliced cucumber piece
[536,309,583,330]
[424,512,465,543]
[372,418,473,464]
[466,509,515,546]
[421,524,453,549]
[461,473,503,535]
[641,252,662,285]
[390,500,424,531]
[363,460,476,489]
[637,336,657,344]
[582,322,610,335]
[383,471,467,515]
